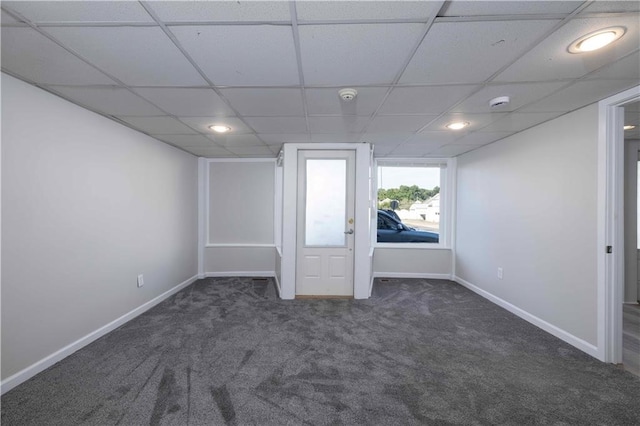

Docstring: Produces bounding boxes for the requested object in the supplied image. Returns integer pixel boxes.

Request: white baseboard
[273,274,282,298]
[453,275,599,359]
[373,272,453,280]
[203,271,276,278]
[1,274,199,395]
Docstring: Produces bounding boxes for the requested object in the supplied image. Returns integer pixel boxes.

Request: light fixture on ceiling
[208,125,231,133]
[624,125,637,130]
[338,88,358,101]
[446,121,470,130]
[568,26,626,53]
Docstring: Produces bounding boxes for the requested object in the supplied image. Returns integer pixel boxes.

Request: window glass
[376,164,443,244]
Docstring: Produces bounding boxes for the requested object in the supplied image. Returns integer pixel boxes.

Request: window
[374,159,451,247]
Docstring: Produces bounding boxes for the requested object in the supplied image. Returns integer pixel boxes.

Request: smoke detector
[338,88,358,102]
[489,96,510,108]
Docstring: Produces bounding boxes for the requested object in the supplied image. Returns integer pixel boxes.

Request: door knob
[344,229,354,234]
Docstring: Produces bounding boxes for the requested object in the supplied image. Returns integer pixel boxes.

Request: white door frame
[280,143,372,300]
[597,85,640,363]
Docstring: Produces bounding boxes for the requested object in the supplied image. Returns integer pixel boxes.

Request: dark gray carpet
[2,277,640,425]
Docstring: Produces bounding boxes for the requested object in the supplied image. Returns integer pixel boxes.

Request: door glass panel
[305,159,346,246]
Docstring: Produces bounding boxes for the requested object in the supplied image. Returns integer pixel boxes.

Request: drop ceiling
[1,1,639,158]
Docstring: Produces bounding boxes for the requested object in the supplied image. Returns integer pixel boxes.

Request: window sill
[374,243,450,250]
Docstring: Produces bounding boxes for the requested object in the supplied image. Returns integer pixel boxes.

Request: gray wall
[373,248,452,277]
[456,104,598,345]
[1,75,198,380]
[203,160,276,274]
[625,139,640,303]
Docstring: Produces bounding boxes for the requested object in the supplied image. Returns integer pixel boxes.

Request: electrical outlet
[137,274,144,288]
[497,268,503,280]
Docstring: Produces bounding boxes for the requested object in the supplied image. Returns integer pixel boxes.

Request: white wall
[456,104,599,348]
[1,75,198,382]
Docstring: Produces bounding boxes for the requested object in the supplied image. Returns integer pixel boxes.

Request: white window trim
[373,158,456,250]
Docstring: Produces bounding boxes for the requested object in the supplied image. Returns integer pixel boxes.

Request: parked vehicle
[377,210,439,243]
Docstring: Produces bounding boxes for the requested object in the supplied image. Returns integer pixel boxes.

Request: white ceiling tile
[378,85,479,114]
[259,134,311,144]
[178,117,252,134]
[184,146,236,158]
[450,131,514,146]
[521,80,640,113]
[389,141,445,156]
[1,10,19,23]
[308,116,370,133]
[299,23,425,85]
[306,87,389,116]
[152,135,219,148]
[406,131,461,145]
[171,25,299,86]
[442,1,581,16]
[226,145,275,156]
[373,144,402,156]
[267,143,284,153]
[49,87,163,116]
[1,27,115,85]
[296,1,441,21]
[117,116,198,134]
[430,144,479,157]
[367,115,438,133]
[362,133,414,145]
[133,88,234,117]
[219,88,304,116]
[148,1,291,22]
[44,26,206,86]
[243,117,308,134]
[211,134,265,147]
[2,1,154,23]
[400,20,560,85]
[451,82,568,113]
[495,15,640,82]
[585,51,640,81]
[310,133,362,143]
[480,112,562,132]
[583,1,640,13]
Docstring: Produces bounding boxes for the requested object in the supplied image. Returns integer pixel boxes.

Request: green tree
[377,185,439,210]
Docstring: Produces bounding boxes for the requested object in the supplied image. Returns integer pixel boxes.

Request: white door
[296,150,355,297]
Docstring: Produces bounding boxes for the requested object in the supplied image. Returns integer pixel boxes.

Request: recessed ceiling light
[208,125,231,133]
[568,26,626,53]
[446,121,469,130]
[624,125,637,131]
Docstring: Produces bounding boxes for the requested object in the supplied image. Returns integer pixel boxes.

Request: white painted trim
[204,271,276,278]
[0,274,200,395]
[273,273,282,298]
[197,158,206,278]
[454,275,599,359]
[374,243,450,250]
[374,272,452,280]
[373,157,455,250]
[205,244,276,248]
[598,85,640,363]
